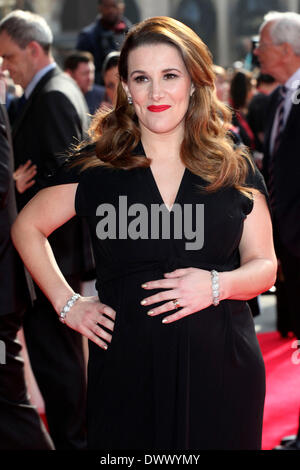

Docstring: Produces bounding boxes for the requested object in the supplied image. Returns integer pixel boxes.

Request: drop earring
[128,96,133,105]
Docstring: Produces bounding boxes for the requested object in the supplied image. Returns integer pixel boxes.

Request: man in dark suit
[254,11,300,339]
[255,10,300,451]
[0,10,90,449]
[0,102,54,449]
[76,0,131,85]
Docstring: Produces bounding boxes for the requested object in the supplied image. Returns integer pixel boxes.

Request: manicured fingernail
[141,283,147,288]
[141,299,147,305]
[147,310,154,315]
[162,318,168,323]
[103,344,108,350]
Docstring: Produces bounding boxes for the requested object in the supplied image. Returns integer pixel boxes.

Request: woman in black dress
[12,17,277,450]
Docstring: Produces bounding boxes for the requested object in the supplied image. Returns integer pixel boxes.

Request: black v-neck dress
[49,144,268,450]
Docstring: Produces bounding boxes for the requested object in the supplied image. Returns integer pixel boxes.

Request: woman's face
[122,43,194,138]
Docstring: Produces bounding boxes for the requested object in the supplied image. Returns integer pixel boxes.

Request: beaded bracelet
[211,270,220,306]
[59,293,81,324]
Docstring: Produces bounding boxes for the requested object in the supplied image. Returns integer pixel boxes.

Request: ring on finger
[172,299,181,309]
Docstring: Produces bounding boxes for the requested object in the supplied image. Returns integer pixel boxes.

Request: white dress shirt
[24,62,57,99]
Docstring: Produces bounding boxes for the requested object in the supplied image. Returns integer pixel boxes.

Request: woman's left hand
[140,268,214,323]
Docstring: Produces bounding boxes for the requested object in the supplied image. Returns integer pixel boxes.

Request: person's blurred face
[254,24,285,81]
[99,0,123,26]
[0,31,36,89]
[215,75,229,103]
[103,65,119,103]
[122,43,194,138]
[69,61,95,94]
[246,78,257,105]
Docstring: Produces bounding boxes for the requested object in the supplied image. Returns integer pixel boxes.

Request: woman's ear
[121,81,130,98]
[121,81,133,104]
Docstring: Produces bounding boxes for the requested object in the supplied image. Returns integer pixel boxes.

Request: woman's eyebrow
[130,67,182,77]
[162,68,182,73]
[130,69,146,77]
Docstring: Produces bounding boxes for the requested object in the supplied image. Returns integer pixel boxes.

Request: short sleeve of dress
[44,160,80,186]
[74,170,90,217]
[42,158,89,217]
[241,159,270,217]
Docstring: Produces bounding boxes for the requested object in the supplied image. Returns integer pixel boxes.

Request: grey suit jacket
[11,66,94,278]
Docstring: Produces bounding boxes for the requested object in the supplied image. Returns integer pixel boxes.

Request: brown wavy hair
[72,16,254,195]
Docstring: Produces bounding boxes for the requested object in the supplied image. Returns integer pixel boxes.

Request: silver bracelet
[211,270,220,306]
[59,293,81,324]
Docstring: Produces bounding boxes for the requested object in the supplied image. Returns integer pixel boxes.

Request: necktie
[268,85,287,209]
[272,85,287,155]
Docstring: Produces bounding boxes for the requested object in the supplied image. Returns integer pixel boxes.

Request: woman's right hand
[63,296,116,350]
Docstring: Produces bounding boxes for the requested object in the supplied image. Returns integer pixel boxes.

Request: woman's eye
[164,73,178,80]
[134,75,148,83]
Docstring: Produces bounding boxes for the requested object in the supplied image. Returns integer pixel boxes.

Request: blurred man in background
[76,0,131,84]
[254,10,300,342]
[64,51,105,115]
[255,10,300,451]
[0,10,90,450]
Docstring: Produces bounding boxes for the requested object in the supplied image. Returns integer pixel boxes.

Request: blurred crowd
[0,4,280,170]
[213,63,279,168]
[0,7,281,186]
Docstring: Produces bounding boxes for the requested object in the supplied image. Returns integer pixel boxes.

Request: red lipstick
[147,105,171,112]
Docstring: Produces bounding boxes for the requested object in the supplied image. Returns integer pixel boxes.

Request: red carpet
[258,331,300,450]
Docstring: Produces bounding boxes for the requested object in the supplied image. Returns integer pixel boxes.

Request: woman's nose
[150,79,164,101]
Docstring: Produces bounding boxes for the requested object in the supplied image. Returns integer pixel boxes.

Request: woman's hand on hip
[63,296,116,350]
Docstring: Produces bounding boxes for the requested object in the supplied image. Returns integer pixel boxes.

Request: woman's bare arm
[11,184,115,349]
[220,191,277,300]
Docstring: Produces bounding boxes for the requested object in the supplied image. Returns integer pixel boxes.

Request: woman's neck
[140,127,184,164]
